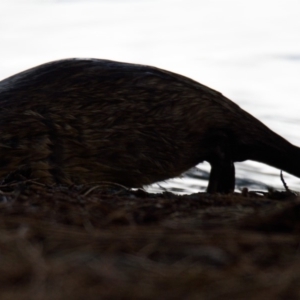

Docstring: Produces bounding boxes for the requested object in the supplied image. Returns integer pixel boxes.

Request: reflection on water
[148,163,277,195]
[0,0,300,193]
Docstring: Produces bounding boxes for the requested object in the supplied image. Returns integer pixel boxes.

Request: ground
[0,181,299,300]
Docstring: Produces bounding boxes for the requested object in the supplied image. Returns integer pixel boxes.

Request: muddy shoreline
[0,182,299,299]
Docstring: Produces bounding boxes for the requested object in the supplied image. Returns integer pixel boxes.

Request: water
[0,0,300,193]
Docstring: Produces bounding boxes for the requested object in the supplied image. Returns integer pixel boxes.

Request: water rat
[0,58,299,193]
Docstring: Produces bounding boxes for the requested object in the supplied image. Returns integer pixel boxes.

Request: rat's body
[0,58,299,192]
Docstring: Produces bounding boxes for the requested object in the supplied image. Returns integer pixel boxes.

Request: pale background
[1,0,300,193]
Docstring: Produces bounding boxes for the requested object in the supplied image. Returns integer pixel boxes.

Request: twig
[280,170,290,192]
[0,179,47,188]
[82,181,129,196]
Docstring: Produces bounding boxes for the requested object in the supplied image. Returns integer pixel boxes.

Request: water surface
[1,0,300,193]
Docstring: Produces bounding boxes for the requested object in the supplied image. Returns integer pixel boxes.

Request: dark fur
[0,58,299,192]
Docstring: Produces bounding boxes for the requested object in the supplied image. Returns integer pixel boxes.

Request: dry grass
[0,182,299,299]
